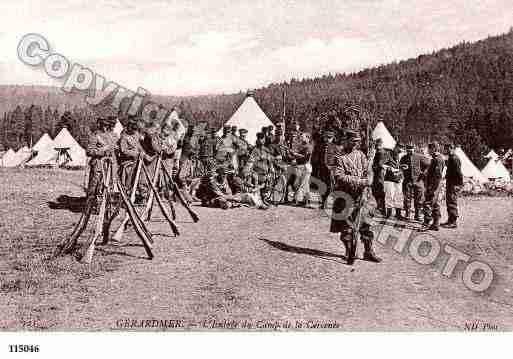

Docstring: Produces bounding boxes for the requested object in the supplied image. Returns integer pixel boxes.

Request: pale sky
[1,0,512,96]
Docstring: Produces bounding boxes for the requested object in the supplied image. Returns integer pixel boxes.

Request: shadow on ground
[47,195,86,213]
[258,237,346,261]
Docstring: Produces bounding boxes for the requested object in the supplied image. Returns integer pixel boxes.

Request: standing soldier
[198,127,218,175]
[400,144,429,221]
[314,129,337,208]
[244,132,275,206]
[372,138,387,216]
[442,143,463,228]
[118,115,148,190]
[330,130,380,265]
[237,128,252,174]
[86,116,119,206]
[422,142,446,231]
[287,121,302,151]
[160,124,178,176]
[216,125,235,167]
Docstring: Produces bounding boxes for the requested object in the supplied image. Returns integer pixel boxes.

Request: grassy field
[1,168,512,330]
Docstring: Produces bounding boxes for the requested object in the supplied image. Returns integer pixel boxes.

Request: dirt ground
[1,168,512,331]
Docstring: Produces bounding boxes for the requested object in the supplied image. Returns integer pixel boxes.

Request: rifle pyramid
[55,154,199,264]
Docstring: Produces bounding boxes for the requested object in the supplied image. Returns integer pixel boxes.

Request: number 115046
[8,345,40,353]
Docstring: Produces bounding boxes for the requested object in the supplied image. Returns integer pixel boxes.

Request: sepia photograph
[1,0,512,355]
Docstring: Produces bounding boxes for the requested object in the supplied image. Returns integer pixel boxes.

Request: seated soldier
[196,165,241,209]
[176,150,201,203]
[240,172,269,210]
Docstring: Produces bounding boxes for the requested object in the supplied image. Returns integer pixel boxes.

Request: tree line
[1,28,513,167]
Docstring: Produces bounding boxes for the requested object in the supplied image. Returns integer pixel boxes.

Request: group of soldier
[371,140,463,231]
[189,121,314,209]
[84,114,464,266]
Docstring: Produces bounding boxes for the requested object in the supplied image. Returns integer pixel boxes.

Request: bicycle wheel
[271,174,287,205]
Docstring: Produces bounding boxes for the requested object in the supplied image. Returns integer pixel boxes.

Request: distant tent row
[1,127,91,168]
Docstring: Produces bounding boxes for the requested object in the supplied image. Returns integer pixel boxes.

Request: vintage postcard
[1,1,512,355]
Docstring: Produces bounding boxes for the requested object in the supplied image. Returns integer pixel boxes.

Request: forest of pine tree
[1,28,513,167]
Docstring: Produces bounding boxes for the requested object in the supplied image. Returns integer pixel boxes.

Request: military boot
[414,209,422,222]
[362,238,382,263]
[343,240,355,265]
[428,217,440,231]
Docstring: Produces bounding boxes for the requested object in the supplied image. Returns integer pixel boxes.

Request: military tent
[371,121,396,150]
[1,148,17,167]
[12,146,32,167]
[33,133,53,153]
[218,93,274,145]
[454,146,488,183]
[27,128,87,167]
[52,128,87,167]
[481,158,511,182]
[25,136,56,167]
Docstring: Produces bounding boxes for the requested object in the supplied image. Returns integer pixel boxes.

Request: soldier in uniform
[86,116,119,203]
[286,121,302,151]
[441,143,463,228]
[160,124,178,177]
[312,129,337,208]
[371,138,387,216]
[118,115,148,190]
[330,130,381,265]
[198,127,218,175]
[237,128,252,174]
[216,125,235,167]
[196,165,241,209]
[400,144,429,221]
[244,132,275,205]
[422,142,446,231]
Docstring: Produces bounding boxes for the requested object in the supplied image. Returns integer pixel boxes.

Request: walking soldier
[330,130,381,265]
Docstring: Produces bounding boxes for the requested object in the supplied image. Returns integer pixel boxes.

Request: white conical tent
[218,94,274,145]
[52,128,87,167]
[33,133,53,152]
[454,147,488,183]
[113,120,124,137]
[1,148,17,167]
[372,121,396,150]
[485,150,498,160]
[25,136,57,167]
[481,158,511,181]
[13,146,32,167]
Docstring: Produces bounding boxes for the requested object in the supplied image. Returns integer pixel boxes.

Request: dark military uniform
[423,151,446,228]
[371,146,387,213]
[444,151,463,225]
[400,149,429,220]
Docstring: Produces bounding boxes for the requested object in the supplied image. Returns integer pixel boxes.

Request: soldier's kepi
[329,130,381,265]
